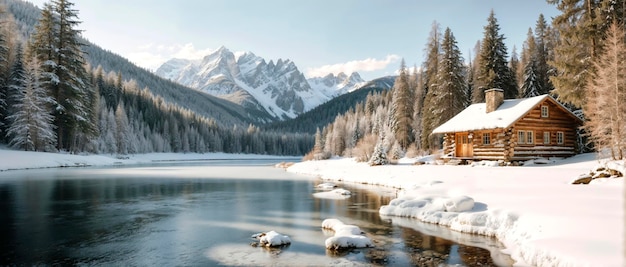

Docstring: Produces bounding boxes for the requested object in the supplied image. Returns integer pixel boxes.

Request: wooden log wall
[510,100,580,160]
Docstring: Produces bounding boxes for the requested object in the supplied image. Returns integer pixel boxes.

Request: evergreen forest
[0,0,624,162]
[308,2,626,163]
[0,0,312,156]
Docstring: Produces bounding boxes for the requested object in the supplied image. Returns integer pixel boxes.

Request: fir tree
[534,14,554,94]
[521,60,542,98]
[549,0,601,108]
[420,22,441,149]
[30,0,94,151]
[390,59,413,150]
[475,10,517,100]
[509,46,521,93]
[422,27,467,150]
[0,7,10,137]
[7,57,56,151]
[422,21,441,102]
[469,41,482,103]
[369,133,389,166]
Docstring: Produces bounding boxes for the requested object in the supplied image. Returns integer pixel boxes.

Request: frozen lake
[0,160,512,266]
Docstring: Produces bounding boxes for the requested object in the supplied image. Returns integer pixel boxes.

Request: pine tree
[369,133,389,166]
[3,43,26,142]
[391,59,413,150]
[509,46,521,92]
[549,0,601,108]
[422,27,467,150]
[475,10,517,100]
[469,41,482,103]
[7,57,56,151]
[30,0,94,151]
[422,21,441,102]
[0,6,11,137]
[534,14,554,94]
[584,23,626,160]
[420,22,441,149]
[521,60,542,98]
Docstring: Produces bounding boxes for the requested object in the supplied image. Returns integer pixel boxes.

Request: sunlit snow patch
[321,219,373,250]
[252,231,291,247]
[379,195,475,220]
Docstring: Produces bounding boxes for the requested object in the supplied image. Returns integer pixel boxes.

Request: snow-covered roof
[432,94,552,134]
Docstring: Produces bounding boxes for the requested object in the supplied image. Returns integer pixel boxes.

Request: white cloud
[306,55,401,78]
[125,43,215,71]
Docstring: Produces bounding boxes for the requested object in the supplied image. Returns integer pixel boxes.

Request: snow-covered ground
[0,147,296,172]
[287,154,624,267]
[0,147,622,266]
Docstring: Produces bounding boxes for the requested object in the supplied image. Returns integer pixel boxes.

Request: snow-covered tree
[475,10,517,100]
[390,59,413,150]
[369,133,389,166]
[422,27,467,150]
[584,23,626,160]
[6,57,56,151]
[29,0,94,151]
[521,60,542,98]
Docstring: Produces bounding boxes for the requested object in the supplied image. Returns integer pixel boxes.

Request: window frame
[541,105,549,118]
[557,132,564,144]
[482,133,491,145]
[518,131,526,144]
[527,131,534,144]
[543,131,550,145]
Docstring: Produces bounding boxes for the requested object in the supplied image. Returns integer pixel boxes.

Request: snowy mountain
[156,46,365,120]
[307,72,366,99]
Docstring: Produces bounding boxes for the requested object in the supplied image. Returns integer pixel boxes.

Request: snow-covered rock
[252,231,291,247]
[316,182,337,189]
[321,219,372,250]
[313,187,352,199]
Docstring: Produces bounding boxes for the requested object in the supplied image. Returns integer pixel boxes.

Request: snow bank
[252,231,291,247]
[288,154,624,267]
[321,219,372,250]
[0,148,297,172]
[380,195,475,220]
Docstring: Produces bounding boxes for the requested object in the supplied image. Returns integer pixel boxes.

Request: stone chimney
[485,88,504,113]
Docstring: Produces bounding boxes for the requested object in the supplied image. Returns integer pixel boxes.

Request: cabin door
[455,133,473,158]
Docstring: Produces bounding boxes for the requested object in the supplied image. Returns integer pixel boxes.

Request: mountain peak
[215,45,229,54]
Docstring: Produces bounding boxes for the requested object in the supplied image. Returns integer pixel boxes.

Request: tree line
[308,1,626,163]
[0,0,312,156]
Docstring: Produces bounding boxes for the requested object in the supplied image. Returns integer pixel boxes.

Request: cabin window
[482,133,491,145]
[518,131,525,144]
[557,132,564,144]
[543,131,550,144]
[527,131,534,144]
[541,106,549,118]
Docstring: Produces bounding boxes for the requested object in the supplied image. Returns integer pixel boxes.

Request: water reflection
[0,165,512,266]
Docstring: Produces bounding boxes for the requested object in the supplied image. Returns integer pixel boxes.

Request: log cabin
[431,89,583,162]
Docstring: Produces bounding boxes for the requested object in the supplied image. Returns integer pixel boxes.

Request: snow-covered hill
[156,46,365,120]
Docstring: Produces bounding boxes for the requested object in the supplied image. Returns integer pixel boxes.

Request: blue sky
[29,0,560,81]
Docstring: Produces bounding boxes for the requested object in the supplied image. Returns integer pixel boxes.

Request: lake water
[0,160,513,266]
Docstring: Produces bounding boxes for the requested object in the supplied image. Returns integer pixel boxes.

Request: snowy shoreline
[287,155,624,267]
[0,148,297,172]
[0,148,622,266]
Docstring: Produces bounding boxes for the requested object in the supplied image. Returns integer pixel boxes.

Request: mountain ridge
[156,46,366,120]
